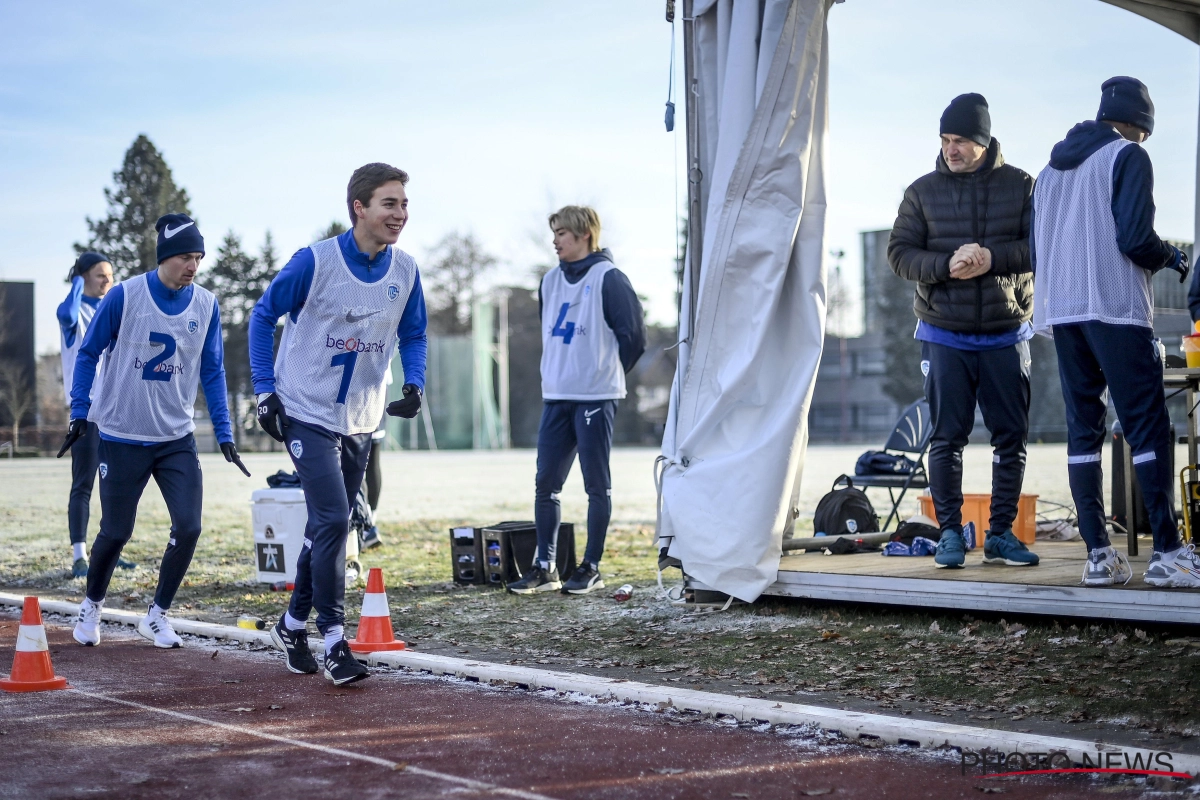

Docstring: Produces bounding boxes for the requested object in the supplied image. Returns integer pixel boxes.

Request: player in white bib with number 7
[249,163,428,685]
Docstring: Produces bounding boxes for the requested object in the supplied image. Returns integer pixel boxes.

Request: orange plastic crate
[918,493,1038,545]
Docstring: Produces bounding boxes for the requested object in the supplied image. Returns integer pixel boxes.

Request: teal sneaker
[934,527,965,569]
[982,530,1040,566]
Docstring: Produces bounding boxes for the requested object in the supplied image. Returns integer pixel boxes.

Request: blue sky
[0,0,1196,352]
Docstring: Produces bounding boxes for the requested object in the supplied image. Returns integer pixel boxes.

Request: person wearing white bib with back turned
[61,214,250,650]
[250,163,428,686]
[1032,77,1198,589]
[508,206,645,596]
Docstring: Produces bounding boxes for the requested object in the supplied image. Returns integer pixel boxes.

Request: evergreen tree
[200,231,280,440]
[76,135,192,279]
[315,221,348,243]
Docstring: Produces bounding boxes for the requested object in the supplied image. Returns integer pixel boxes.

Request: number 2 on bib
[331,351,357,404]
[552,302,575,344]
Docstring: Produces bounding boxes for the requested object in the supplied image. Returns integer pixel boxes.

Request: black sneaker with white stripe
[507,564,561,595]
[323,639,369,686]
[562,561,605,595]
[270,617,318,674]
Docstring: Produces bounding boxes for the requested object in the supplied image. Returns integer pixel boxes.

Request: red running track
[0,616,1137,799]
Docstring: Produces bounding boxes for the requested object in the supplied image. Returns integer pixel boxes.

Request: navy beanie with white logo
[1097,76,1154,136]
[940,93,991,148]
[155,214,205,264]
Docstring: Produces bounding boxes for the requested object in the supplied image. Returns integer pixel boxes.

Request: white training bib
[61,300,99,407]
[89,274,216,442]
[274,237,417,435]
[540,262,626,401]
[1032,138,1153,333]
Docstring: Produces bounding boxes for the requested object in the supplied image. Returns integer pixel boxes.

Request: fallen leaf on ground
[230,707,254,713]
[975,788,1005,794]
[820,631,841,641]
[653,768,685,775]
[801,790,833,797]
[268,705,283,710]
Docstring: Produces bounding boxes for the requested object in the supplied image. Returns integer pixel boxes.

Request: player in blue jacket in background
[61,214,249,649]
[250,162,428,686]
[508,205,645,596]
[56,252,132,579]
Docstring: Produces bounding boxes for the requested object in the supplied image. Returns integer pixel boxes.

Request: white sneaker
[1081,546,1132,587]
[137,606,182,649]
[73,599,103,646]
[1144,544,1200,588]
[346,560,362,586]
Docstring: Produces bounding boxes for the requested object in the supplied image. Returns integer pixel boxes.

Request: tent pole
[683,0,703,331]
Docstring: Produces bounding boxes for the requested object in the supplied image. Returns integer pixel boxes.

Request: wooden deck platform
[760,539,1200,625]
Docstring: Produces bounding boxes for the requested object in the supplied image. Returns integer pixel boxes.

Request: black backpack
[813,478,880,537]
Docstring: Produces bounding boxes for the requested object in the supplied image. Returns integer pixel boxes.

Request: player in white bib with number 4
[249,163,428,686]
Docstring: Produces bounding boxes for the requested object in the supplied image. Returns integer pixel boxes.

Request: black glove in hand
[256,392,287,442]
[56,419,88,458]
[386,384,422,419]
[1170,248,1191,284]
[221,441,251,477]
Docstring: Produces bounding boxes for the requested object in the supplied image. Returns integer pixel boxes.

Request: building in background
[0,281,37,452]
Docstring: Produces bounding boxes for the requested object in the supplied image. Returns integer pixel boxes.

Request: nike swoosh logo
[345,309,381,323]
[162,222,195,239]
[583,409,600,418]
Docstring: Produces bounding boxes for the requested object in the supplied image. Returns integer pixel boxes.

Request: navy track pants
[921,339,1031,533]
[1053,322,1179,553]
[535,400,616,567]
[283,418,371,635]
[86,433,202,610]
[68,421,100,545]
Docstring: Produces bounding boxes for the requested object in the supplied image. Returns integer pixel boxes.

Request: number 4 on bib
[552,302,575,345]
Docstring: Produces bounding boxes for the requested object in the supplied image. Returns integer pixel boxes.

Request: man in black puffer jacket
[887,93,1038,570]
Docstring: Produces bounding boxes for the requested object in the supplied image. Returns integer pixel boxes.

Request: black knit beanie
[940,93,992,148]
[1097,76,1154,136]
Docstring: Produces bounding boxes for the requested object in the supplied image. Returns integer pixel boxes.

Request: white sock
[324,626,344,654]
[284,612,307,632]
[539,560,551,571]
[148,603,167,620]
[1162,546,1183,559]
[73,542,86,560]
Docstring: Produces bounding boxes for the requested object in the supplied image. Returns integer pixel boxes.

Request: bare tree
[0,360,36,449]
[423,232,498,334]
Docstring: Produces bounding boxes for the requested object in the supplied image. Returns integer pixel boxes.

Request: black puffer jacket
[887,139,1034,334]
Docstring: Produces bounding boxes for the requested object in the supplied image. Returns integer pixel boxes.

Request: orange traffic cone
[1,597,68,692]
[348,568,406,653]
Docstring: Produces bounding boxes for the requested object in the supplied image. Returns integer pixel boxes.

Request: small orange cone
[1,597,68,692]
[348,568,406,653]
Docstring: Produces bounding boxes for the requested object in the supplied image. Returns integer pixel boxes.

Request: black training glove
[256,392,287,442]
[221,441,251,477]
[386,384,422,419]
[56,419,88,458]
[1170,248,1191,284]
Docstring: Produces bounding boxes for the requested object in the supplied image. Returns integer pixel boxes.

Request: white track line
[69,688,558,800]
[4,593,1198,777]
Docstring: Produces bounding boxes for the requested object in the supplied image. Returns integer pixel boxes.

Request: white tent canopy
[658,0,831,602]
[658,0,1200,603]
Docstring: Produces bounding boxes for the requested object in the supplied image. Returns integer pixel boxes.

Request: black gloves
[386,384,422,419]
[256,392,287,442]
[56,419,88,458]
[221,441,251,477]
[1169,248,1191,284]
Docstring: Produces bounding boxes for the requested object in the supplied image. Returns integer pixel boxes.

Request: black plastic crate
[449,526,485,585]
[481,521,576,588]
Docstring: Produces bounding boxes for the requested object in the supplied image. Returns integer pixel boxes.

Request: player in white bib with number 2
[249,163,428,686]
